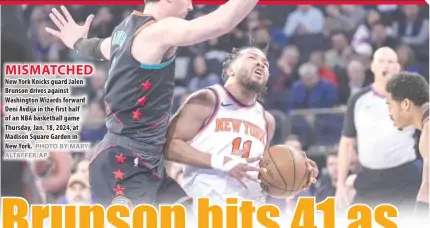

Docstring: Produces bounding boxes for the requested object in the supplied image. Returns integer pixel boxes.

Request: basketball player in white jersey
[164,46,319,211]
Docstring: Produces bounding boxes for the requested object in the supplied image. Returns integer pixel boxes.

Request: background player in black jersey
[45,0,262,208]
[386,72,429,219]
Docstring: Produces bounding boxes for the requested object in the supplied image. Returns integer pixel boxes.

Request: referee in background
[335,47,421,216]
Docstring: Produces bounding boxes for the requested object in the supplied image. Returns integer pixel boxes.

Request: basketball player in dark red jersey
[46,1,263,208]
[386,72,429,219]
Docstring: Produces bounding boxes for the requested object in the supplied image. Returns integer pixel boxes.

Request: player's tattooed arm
[45,5,110,61]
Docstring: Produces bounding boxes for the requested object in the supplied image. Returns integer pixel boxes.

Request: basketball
[258,145,309,198]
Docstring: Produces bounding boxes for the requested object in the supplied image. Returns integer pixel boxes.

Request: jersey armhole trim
[140,55,176,70]
[198,87,220,133]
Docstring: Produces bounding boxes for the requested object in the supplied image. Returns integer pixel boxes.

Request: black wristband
[73,38,84,50]
[73,37,108,61]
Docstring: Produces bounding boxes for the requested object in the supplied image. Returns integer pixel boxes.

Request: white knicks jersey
[182,85,269,209]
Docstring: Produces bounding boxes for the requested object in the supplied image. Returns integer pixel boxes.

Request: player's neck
[142,4,169,20]
[224,84,257,106]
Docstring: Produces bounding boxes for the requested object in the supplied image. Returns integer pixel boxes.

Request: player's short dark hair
[386,72,429,106]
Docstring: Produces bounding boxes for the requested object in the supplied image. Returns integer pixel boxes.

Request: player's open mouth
[254,68,263,76]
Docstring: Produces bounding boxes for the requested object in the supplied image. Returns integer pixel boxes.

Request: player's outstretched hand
[224,152,267,189]
[45,5,94,49]
[302,152,319,189]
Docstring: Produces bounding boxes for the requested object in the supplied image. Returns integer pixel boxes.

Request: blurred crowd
[1,4,429,212]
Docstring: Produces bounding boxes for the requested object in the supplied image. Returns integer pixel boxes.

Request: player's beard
[238,73,267,100]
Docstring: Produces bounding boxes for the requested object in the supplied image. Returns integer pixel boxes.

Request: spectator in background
[325,31,353,70]
[80,99,107,143]
[283,5,324,37]
[352,9,382,49]
[187,56,220,93]
[30,20,59,62]
[338,60,366,105]
[323,5,366,37]
[287,63,338,112]
[33,152,73,203]
[309,51,338,87]
[370,23,398,51]
[285,134,303,151]
[350,43,375,86]
[74,159,90,181]
[392,5,429,47]
[266,45,300,110]
[351,43,373,71]
[396,44,421,73]
[57,173,93,205]
[252,25,279,68]
[315,150,338,203]
[89,7,114,38]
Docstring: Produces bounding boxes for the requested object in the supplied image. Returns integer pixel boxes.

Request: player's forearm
[211,0,258,32]
[73,37,110,61]
[165,139,213,169]
[337,138,354,186]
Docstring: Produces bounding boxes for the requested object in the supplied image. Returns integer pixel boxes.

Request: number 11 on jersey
[231,137,252,158]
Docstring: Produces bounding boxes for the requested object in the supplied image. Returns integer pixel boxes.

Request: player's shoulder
[143,16,185,33]
[185,87,219,107]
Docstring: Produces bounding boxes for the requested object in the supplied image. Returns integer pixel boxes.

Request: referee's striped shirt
[342,85,416,169]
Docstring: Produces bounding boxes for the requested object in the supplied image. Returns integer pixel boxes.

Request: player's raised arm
[152,0,259,47]
[45,6,111,61]
[165,89,264,188]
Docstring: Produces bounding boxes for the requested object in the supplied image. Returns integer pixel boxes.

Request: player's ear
[226,66,235,77]
[402,99,411,111]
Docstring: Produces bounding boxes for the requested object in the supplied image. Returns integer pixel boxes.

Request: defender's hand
[45,5,94,49]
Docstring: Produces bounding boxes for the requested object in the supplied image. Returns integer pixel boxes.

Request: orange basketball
[258,145,309,198]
